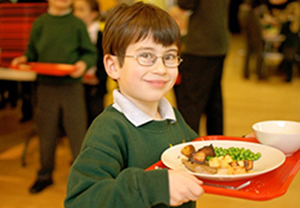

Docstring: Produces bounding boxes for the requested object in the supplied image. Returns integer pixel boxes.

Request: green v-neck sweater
[65,105,199,208]
[25,13,97,85]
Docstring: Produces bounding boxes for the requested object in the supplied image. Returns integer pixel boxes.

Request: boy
[73,0,107,126]
[11,0,97,193]
[65,2,204,208]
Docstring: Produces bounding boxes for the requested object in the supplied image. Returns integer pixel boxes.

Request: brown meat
[189,144,216,164]
[197,144,215,157]
[181,158,218,174]
[190,151,206,164]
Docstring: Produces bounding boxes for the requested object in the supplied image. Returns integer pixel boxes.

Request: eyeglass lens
[137,54,181,67]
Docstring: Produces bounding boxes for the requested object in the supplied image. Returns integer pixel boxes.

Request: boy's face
[48,0,73,12]
[73,0,97,26]
[106,36,179,106]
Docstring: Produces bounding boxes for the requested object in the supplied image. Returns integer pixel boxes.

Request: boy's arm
[70,60,87,78]
[11,19,39,66]
[24,19,40,62]
[65,108,201,208]
[70,24,97,78]
[168,169,203,206]
[11,56,27,66]
[65,145,170,207]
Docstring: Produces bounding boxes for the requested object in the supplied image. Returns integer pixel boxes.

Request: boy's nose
[152,58,167,74]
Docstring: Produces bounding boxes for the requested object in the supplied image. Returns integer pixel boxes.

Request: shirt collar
[112,89,176,127]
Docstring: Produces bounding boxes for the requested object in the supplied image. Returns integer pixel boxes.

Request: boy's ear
[104,54,120,80]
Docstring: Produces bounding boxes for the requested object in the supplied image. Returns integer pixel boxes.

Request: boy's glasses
[124,53,182,67]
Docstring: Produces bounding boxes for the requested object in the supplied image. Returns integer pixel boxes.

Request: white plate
[161,140,286,181]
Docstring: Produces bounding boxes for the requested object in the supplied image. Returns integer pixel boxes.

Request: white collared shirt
[112,89,176,127]
[88,21,100,44]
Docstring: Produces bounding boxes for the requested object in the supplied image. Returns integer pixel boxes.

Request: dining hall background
[0,0,300,207]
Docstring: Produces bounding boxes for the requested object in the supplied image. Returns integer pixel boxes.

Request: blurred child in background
[11,0,97,194]
[73,0,107,126]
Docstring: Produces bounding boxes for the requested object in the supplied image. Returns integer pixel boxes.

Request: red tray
[146,136,300,201]
[10,62,76,76]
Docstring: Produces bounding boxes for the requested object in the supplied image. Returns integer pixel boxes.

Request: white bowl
[252,120,300,156]
[264,52,284,66]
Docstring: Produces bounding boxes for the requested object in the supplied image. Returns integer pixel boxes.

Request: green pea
[213,146,261,161]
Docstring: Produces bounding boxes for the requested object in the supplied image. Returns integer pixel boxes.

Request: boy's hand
[70,60,87,78]
[243,132,255,138]
[11,56,27,66]
[168,169,204,206]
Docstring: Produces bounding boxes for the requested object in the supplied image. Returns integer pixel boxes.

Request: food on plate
[180,144,261,175]
[181,144,215,164]
[230,160,253,171]
[213,146,261,161]
[181,158,217,174]
[209,155,233,168]
[180,144,195,158]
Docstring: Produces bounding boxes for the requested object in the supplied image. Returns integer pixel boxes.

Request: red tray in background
[10,62,76,76]
[146,136,300,201]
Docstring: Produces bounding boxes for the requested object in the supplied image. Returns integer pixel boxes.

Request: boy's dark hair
[80,0,101,20]
[102,2,181,67]
[85,0,99,13]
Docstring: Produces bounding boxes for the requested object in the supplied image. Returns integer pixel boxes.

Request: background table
[0,67,36,81]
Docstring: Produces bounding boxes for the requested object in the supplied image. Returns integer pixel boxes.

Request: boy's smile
[146,80,168,88]
[105,36,179,118]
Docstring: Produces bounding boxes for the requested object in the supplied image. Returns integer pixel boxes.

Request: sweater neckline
[47,8,72,17]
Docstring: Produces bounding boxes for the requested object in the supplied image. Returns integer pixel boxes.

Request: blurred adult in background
[175,0,230,135]
[73,0,107,126]
[229,0,243,34]
[239,0,268,79]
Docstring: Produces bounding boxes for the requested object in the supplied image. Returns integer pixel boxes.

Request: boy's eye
[139,53,155,60]
[164,54,177,61]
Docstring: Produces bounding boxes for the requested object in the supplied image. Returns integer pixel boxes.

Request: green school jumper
[24,12,97,177]
[65,90,199,208]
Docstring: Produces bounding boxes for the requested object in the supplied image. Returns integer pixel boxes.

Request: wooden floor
[1,34,300,207]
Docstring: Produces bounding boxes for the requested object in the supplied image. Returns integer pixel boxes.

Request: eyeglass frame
[121,53,183,68]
